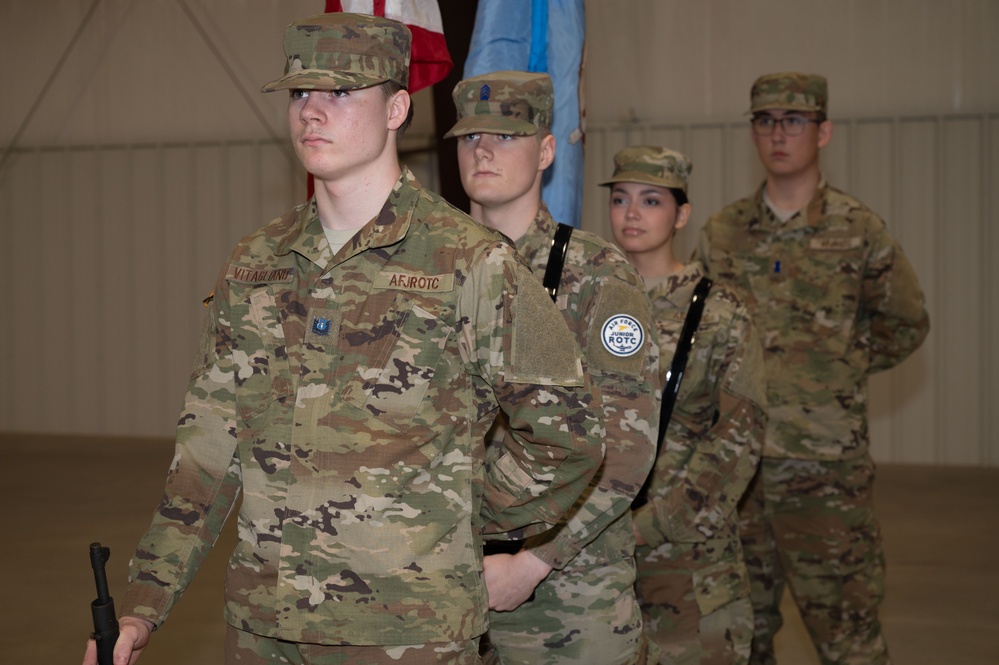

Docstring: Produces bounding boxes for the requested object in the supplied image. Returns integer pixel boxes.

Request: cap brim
[261,69,390,93]
[746,102,823,115]
[599,171,685,191]
[444,114,539,139]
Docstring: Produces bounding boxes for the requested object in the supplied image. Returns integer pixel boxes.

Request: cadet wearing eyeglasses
[694,72,930,665]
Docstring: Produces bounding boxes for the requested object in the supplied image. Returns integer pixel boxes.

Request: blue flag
[464,0,586,228]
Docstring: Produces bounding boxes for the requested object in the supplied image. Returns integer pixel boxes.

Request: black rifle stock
[89,542,120,665]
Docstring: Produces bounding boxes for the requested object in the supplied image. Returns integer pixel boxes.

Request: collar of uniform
[648,262,705,310]
[803,177,829,227]
[751,178,830,233]
[514,202,558,267]
[275,168,420,267]
[343,167,420,257]
[273,200,334,268]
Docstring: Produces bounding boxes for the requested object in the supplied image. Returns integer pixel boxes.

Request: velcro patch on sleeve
[508,277,584,386]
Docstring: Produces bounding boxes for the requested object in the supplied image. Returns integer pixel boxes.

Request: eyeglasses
[751,114,823,136]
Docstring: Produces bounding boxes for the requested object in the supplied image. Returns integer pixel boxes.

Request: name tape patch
[810,237,862,251]
[601,314,644,357]
[226,265,296,284]
[375,272,455,292]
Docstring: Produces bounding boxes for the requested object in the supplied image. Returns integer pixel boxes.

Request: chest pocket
[674,308,719,408]
[340,294,453,432]
[230,286,294,424]
[787,241,864,358]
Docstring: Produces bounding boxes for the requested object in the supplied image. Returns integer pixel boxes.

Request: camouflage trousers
[481,554,657,665]
[739,456,891,665]
[225,624,482,664]
[634,538,753,664]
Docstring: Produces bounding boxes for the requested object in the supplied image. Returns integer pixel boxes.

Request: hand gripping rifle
[89,542,120,665]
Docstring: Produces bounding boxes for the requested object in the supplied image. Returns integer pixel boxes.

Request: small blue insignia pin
[312,317,331,336]
[479,84,490,101]
[773,260,782,274]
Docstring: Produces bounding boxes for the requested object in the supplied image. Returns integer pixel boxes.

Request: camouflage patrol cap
[444,70,553,138]
[599,146,692,194]
[261,13,411,93]
[749,72,828,114]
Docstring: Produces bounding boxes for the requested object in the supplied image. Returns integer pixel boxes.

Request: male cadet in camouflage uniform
[603,146,766,664]
[446,71,661,665]
[694,73,930,665]
[82,14,605,665]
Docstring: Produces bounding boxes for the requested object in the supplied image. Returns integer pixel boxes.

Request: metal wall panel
[0,139,307,438]
[940,118,986,464]
[889,120,940,463]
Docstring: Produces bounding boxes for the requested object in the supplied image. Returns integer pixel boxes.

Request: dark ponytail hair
[668,187,688,207]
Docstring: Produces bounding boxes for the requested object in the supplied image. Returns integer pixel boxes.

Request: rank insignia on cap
[312,317,332,336]
[601,314,644,357]
[479,83,490,100]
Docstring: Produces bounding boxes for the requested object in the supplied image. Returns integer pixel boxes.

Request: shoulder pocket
[588,280,654,378]
[508,277,584,386]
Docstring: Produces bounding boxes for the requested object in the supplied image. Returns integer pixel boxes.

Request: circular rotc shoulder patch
[601,314,645,357]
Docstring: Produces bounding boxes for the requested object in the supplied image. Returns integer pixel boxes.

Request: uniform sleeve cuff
[120,584,172,630]
[523,532,582,571]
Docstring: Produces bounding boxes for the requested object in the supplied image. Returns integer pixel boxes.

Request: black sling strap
[542,222,574,301]
[632,275,713,509]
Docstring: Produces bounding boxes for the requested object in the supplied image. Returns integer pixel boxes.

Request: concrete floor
[2,433,997,664]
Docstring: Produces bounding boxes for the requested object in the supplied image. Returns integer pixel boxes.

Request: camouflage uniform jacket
[495,204,659,569]
[632,263,766,611]
[120,169,604,646]
[695,182,929,460]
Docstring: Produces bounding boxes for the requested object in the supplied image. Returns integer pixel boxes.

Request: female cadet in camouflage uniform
[82,14,605,665]
[695,73,929,665]
[604,147,767,664]
[447,72,661,665]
